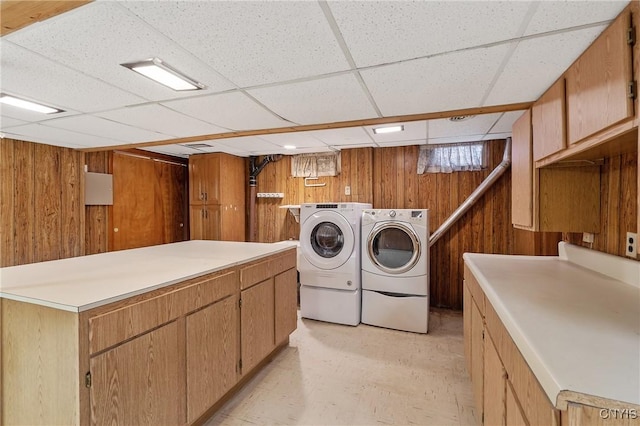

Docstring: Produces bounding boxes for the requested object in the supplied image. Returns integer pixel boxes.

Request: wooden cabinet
[186,295,239,423]
[511,109,601,232]
[464,266,559,426]
[189,153,245,241]
[241,278,275,374]
[275,268,298,344]
[566,9,633,145]
[190,204,221,240]
[90,321,186,426]
[1,247,298,425]
[533,78,566,161]
[483,333,506,426]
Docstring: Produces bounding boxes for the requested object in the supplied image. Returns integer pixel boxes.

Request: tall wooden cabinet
[189,153,246,241]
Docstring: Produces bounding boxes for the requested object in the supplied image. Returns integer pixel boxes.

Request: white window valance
[291,152,341,178]
[417,141,487,174]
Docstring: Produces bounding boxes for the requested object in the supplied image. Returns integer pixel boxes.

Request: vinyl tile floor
[204,309,478,426]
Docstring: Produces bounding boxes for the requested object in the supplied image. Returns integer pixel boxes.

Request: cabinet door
[506,381,528,426]
[186,295,239,423]
[566,11,633,144]
[484,334,506,426]
[274,268,297,344]
[463,281,472,375]
[470,298,484,421]
[190,205,221,240]
[241,278,275,374]
[89,321,185,426]
[532,78,566,161]
[511,110,534,229]
[189,155,207,204]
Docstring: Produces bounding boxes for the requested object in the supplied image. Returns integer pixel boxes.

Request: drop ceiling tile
[307,127,372,146]
[3,123,123,148]
[162,92,293,131]
[121,1,349,87]
[429,114,501,139]
[258,132,327,148]
[6,2,235,101]
[217,136,281,153]
[428,135,486,144]
[96,105,229,138]
[0,116,29,129]
[329,1,531,68]
[0,41,144,113]
[484,25,607,105]
[362,43,511,116]
[44,115,172,144]
[365,120,427,143]
[524,1,627,36]
[248,74,378,125]
[490,111,526,134]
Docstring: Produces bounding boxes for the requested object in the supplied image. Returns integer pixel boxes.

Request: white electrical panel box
[85,172,113,205]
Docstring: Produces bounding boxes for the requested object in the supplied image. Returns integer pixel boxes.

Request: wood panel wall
[564,151,638,256]
[254,148,373,242]
[0,139,84,267]
[254,141,513,309]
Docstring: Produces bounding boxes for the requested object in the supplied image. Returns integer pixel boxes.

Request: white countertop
[463,243,640,408]
[0,240,295,312]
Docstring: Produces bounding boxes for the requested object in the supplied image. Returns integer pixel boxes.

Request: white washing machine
[299,202,371,326]
[361,209,430,333]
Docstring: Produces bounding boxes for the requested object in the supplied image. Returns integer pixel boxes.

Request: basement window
[417,141,487,174]
[291,152,341,178]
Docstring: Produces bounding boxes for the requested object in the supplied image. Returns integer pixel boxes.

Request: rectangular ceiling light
[373,125,404,134]
[121,58,205,91]
[0,94,63,114]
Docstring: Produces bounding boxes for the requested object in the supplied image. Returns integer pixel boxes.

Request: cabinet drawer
[88,271,237,354]
[240,250,296,290]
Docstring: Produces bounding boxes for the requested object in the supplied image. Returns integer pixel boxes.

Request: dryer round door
[301,211,355,270]
[367,222,421,274]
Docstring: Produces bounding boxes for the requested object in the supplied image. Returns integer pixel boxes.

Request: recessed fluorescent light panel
[121,58,205,91]
[373,125,404,135]
[0,94,63,114]
[284,145,296,150]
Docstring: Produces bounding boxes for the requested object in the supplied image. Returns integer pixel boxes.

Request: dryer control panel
[362,209,428,226]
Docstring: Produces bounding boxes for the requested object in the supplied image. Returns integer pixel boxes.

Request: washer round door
[367,222,420,274]
[300,210,354,270]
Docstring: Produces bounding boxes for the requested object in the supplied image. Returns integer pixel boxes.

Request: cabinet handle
[200,192,205,201]
[201,209,205,218]
[204,192,208,201]
[205,209,208,219]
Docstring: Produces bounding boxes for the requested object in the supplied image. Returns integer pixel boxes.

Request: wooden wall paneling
[356,148,374,203]
[620,151,637,249]
[0,139,16,267]
[60,147,84,259]
[34,144,62,262]
[448,167,460,309]
[604,156,621,254]
[85,151,112,255]
[14,140,36,265]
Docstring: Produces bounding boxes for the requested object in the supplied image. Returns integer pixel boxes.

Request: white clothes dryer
[299,202,371,326]
[361,209,430,333]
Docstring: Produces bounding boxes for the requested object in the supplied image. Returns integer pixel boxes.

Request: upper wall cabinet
[512,110,601,232]
[532,78,566,162]
[565,8,634,145]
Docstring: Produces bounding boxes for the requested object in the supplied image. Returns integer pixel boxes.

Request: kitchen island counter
[0,240,293,312]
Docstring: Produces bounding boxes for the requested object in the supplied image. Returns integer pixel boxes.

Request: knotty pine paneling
[564,151,638,257]
[0,139,84,267]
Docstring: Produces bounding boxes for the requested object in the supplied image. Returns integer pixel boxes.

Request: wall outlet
[626,232,637,258]
[345,185,351,196]
[582,232,594,243]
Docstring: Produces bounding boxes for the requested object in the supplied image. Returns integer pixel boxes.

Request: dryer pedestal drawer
[362,290,429,333]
